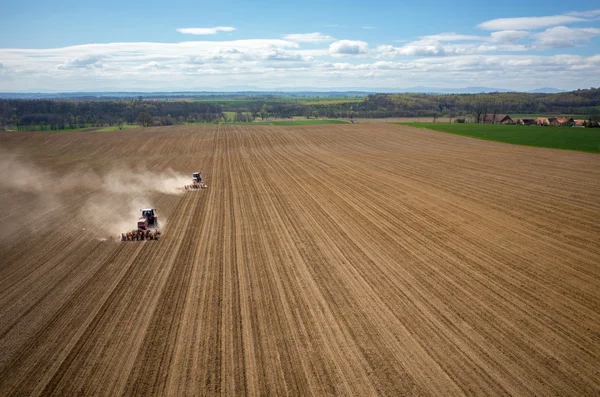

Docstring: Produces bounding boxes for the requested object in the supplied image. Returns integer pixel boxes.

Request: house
[536,117,549,126]
[519,118,537,125]
[482,114,513,124]
[556,117,574,126]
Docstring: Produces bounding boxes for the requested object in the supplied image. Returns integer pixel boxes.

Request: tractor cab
[142,209,155,218]
[141,208,157,225]
[192,172,201,182]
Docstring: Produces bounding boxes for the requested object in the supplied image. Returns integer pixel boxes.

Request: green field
[400,122,600,153]
[95,124,141,132]
[222,111,253,121]
[8,125,96,133]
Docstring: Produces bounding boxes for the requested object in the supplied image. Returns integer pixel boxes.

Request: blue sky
[1,0,599,91]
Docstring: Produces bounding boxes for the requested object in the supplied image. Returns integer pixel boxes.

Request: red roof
[483,114,512,122]
[556,117,574,124]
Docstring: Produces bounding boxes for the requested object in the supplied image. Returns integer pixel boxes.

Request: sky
[1,0,599,92]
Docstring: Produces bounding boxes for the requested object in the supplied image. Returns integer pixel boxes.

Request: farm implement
[185,172,207,190]
[121,208,161,241]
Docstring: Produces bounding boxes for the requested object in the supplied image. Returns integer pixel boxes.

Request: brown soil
[1,124,599,396]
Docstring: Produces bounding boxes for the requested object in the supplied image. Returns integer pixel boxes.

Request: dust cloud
[0,149,185,243]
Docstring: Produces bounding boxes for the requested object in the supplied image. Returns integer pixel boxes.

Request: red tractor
[119,208,161,241]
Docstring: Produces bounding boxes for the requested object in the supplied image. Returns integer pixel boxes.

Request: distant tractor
[193,172,201,184]
[185,172,207,189]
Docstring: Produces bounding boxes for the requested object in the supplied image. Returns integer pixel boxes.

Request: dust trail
[0,148,186,243]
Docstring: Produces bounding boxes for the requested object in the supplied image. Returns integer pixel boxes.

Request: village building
[536,117,550,126]
[518,118,537,125]
[557,117,574,126]
[482,114,513,124]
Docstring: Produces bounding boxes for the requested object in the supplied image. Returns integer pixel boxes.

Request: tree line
[1,88,599,130]
[356,88,600,119]
[0,99,224,131]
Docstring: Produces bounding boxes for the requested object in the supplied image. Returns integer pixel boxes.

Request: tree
[259,105,268,120]
[137,112,153,127]
[235,110,244,122]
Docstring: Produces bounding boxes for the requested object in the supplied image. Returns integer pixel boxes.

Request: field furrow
[1,124,599,396]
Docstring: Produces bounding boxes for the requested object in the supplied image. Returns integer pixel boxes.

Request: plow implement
[185,171,207,190]
[121,229,161,241]
[120,208,161,241]
[184,182,207,190]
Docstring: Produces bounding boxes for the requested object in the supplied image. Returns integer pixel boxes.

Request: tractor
[185,172,207,189]
[120,208,161,241]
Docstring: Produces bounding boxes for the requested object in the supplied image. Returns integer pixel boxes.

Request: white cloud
[2,52,599,91]
[534,26,600,48]
[282,32,335,43]
[362,26,376,30]
[136,61,169,70]
[329,40,368,55]
[566,9,600,18]
[478,15,584,30]
[262,49,313,62]
[421,33,484,41]
[377,39,530,58]
[177,26,236,35]
[0,25,599,92]
[489,30,529,43]
[378,40,446,56]
[57,56,103,70]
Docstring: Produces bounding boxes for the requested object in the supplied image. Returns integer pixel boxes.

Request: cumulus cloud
[1,52,599,91]
[421,33,484,41]
[490,30,529,43]
[534,26,600,48]
[188,48,250,64]
[177,26,236,35]
[136,61,169,70]
[329,40,368,55]
[478,15,585,30]
[377,39,473,57]
[283,32,335,43]
[1,15,600,92]
[57,56,103,70]
[263,49,312,62]
[377,39,530,58]
[378,40,446,56]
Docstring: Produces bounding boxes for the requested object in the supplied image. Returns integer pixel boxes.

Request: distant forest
[1,88,599,130]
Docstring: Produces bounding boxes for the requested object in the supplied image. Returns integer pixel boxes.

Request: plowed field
[1,124,599,396]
